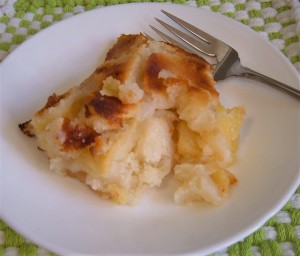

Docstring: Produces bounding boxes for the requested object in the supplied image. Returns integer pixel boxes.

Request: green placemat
[0,0,299,255]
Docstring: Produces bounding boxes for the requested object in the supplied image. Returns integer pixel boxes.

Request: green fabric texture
[0,0,299,255]
[0,192,299,255]
[0,0,299,70]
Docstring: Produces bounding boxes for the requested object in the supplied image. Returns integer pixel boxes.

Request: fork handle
[237,65,300,101]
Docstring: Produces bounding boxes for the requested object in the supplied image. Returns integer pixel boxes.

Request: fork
[149,10,300,101]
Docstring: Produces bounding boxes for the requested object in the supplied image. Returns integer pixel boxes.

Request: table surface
[0,0,299,255]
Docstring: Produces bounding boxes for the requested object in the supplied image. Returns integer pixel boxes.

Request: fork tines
[154,18,216,57]
[149,24,195,54]
[151,10,228,58]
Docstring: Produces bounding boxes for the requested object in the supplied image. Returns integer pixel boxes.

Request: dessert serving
[19,33,245,205]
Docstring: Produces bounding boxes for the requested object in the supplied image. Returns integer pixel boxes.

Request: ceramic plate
[1,3,299,255]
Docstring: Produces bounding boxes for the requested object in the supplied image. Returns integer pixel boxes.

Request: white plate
[0,3,299,255]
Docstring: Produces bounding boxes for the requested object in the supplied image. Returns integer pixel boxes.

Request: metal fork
[149,10,300,101]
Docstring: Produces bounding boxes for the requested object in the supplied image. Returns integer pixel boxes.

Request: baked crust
[19,34,244,205]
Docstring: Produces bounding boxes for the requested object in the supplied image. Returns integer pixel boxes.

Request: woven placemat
[1,0,300,71]
[0,0,299,255]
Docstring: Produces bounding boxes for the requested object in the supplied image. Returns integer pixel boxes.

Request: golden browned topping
[62,118,99,151]
[143,53,166,92]
[18,120,35,137]
[85,92,133,127]
[96,63,128,84]
[38,91,71,115]
[143,50,218,97]
[105,33,148,61]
